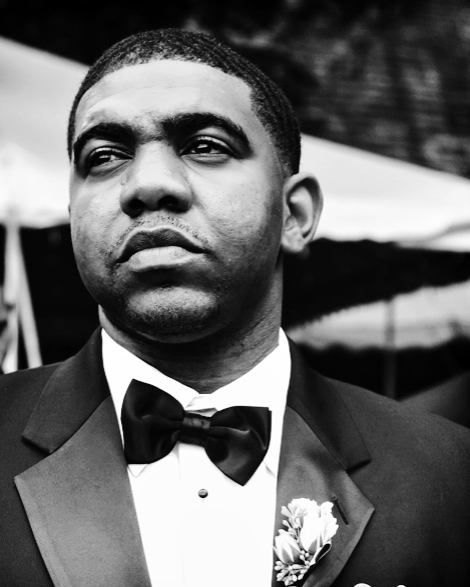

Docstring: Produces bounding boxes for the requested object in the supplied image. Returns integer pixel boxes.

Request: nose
[119,145,193,217]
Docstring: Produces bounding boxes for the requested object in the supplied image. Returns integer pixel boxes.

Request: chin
[104,291,223,344]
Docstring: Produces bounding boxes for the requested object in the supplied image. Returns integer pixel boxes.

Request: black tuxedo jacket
[1,330,470,587]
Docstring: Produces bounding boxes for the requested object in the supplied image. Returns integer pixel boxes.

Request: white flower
[299,501,339,559]
[274,498,339,585]
[281,498,318,528]
[274,530,302,564]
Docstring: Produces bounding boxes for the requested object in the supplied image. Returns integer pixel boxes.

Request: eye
[84,147,132,175]
[182,136,234,162]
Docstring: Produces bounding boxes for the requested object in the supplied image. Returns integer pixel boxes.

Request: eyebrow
[162,113,252,153]
[72,112,252,162]
[73,122,134,162]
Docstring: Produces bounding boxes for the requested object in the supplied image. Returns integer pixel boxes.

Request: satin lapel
[16,330,151,587]
[272,343,375,587]
[15,395,151,587]
[22,329,109,453]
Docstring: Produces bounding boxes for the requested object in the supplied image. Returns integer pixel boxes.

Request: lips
[118,227,205,263]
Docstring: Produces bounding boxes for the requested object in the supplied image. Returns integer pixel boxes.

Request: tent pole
[2,222,42,371]
[383,297,396,398]
[17,230,42,368]
[3,222,20,372]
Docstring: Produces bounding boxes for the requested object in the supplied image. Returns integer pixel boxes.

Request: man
[0,29,469,587]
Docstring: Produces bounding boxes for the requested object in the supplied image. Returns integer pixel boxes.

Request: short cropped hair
[67,29,300,175]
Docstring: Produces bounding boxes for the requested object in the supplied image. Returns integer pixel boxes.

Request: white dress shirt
[102,329,291,587]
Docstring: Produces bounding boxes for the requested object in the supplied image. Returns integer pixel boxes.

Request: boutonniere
[274,498,339,586]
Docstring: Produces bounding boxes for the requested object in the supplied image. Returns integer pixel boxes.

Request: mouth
[117,227,205,270]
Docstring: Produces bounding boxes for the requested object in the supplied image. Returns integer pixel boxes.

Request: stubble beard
[101,284,226,345]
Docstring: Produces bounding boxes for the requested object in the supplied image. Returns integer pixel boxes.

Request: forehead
[74,60,266,140]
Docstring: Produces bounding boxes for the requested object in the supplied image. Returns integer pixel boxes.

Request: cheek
[207,179,284,261]
[70,190,118,269]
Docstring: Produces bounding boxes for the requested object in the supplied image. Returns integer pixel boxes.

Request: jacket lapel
[15,331,151,587]
[273,342,375,587]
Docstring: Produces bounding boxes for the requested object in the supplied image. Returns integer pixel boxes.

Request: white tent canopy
[0,142,69,227]
[303,136,470,250]
[0,37,84,168]
[0,37,84,227]
[290,280,470,350]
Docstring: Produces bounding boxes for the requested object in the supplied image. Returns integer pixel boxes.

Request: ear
[281,172,323,256]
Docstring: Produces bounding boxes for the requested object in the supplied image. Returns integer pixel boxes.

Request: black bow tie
[121,379,272,486]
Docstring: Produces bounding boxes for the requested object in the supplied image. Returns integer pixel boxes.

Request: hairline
[70,56,293,177]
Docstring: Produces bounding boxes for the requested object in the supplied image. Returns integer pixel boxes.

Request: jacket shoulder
[0,363,61,428]
[329,374,470,434]
[325,374,470,475]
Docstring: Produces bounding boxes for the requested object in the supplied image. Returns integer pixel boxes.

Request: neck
[100,310,281,393]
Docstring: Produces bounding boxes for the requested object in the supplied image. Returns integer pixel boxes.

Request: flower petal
[299,501,339,554]
[311,542,332,566]
[274,530,302,564]
[322,516,339,544]
[299,515,323,553]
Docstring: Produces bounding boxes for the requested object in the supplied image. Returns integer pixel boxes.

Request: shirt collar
[102,329,291,478]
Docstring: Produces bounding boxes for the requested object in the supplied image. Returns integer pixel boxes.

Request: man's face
[70,59,287,343]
